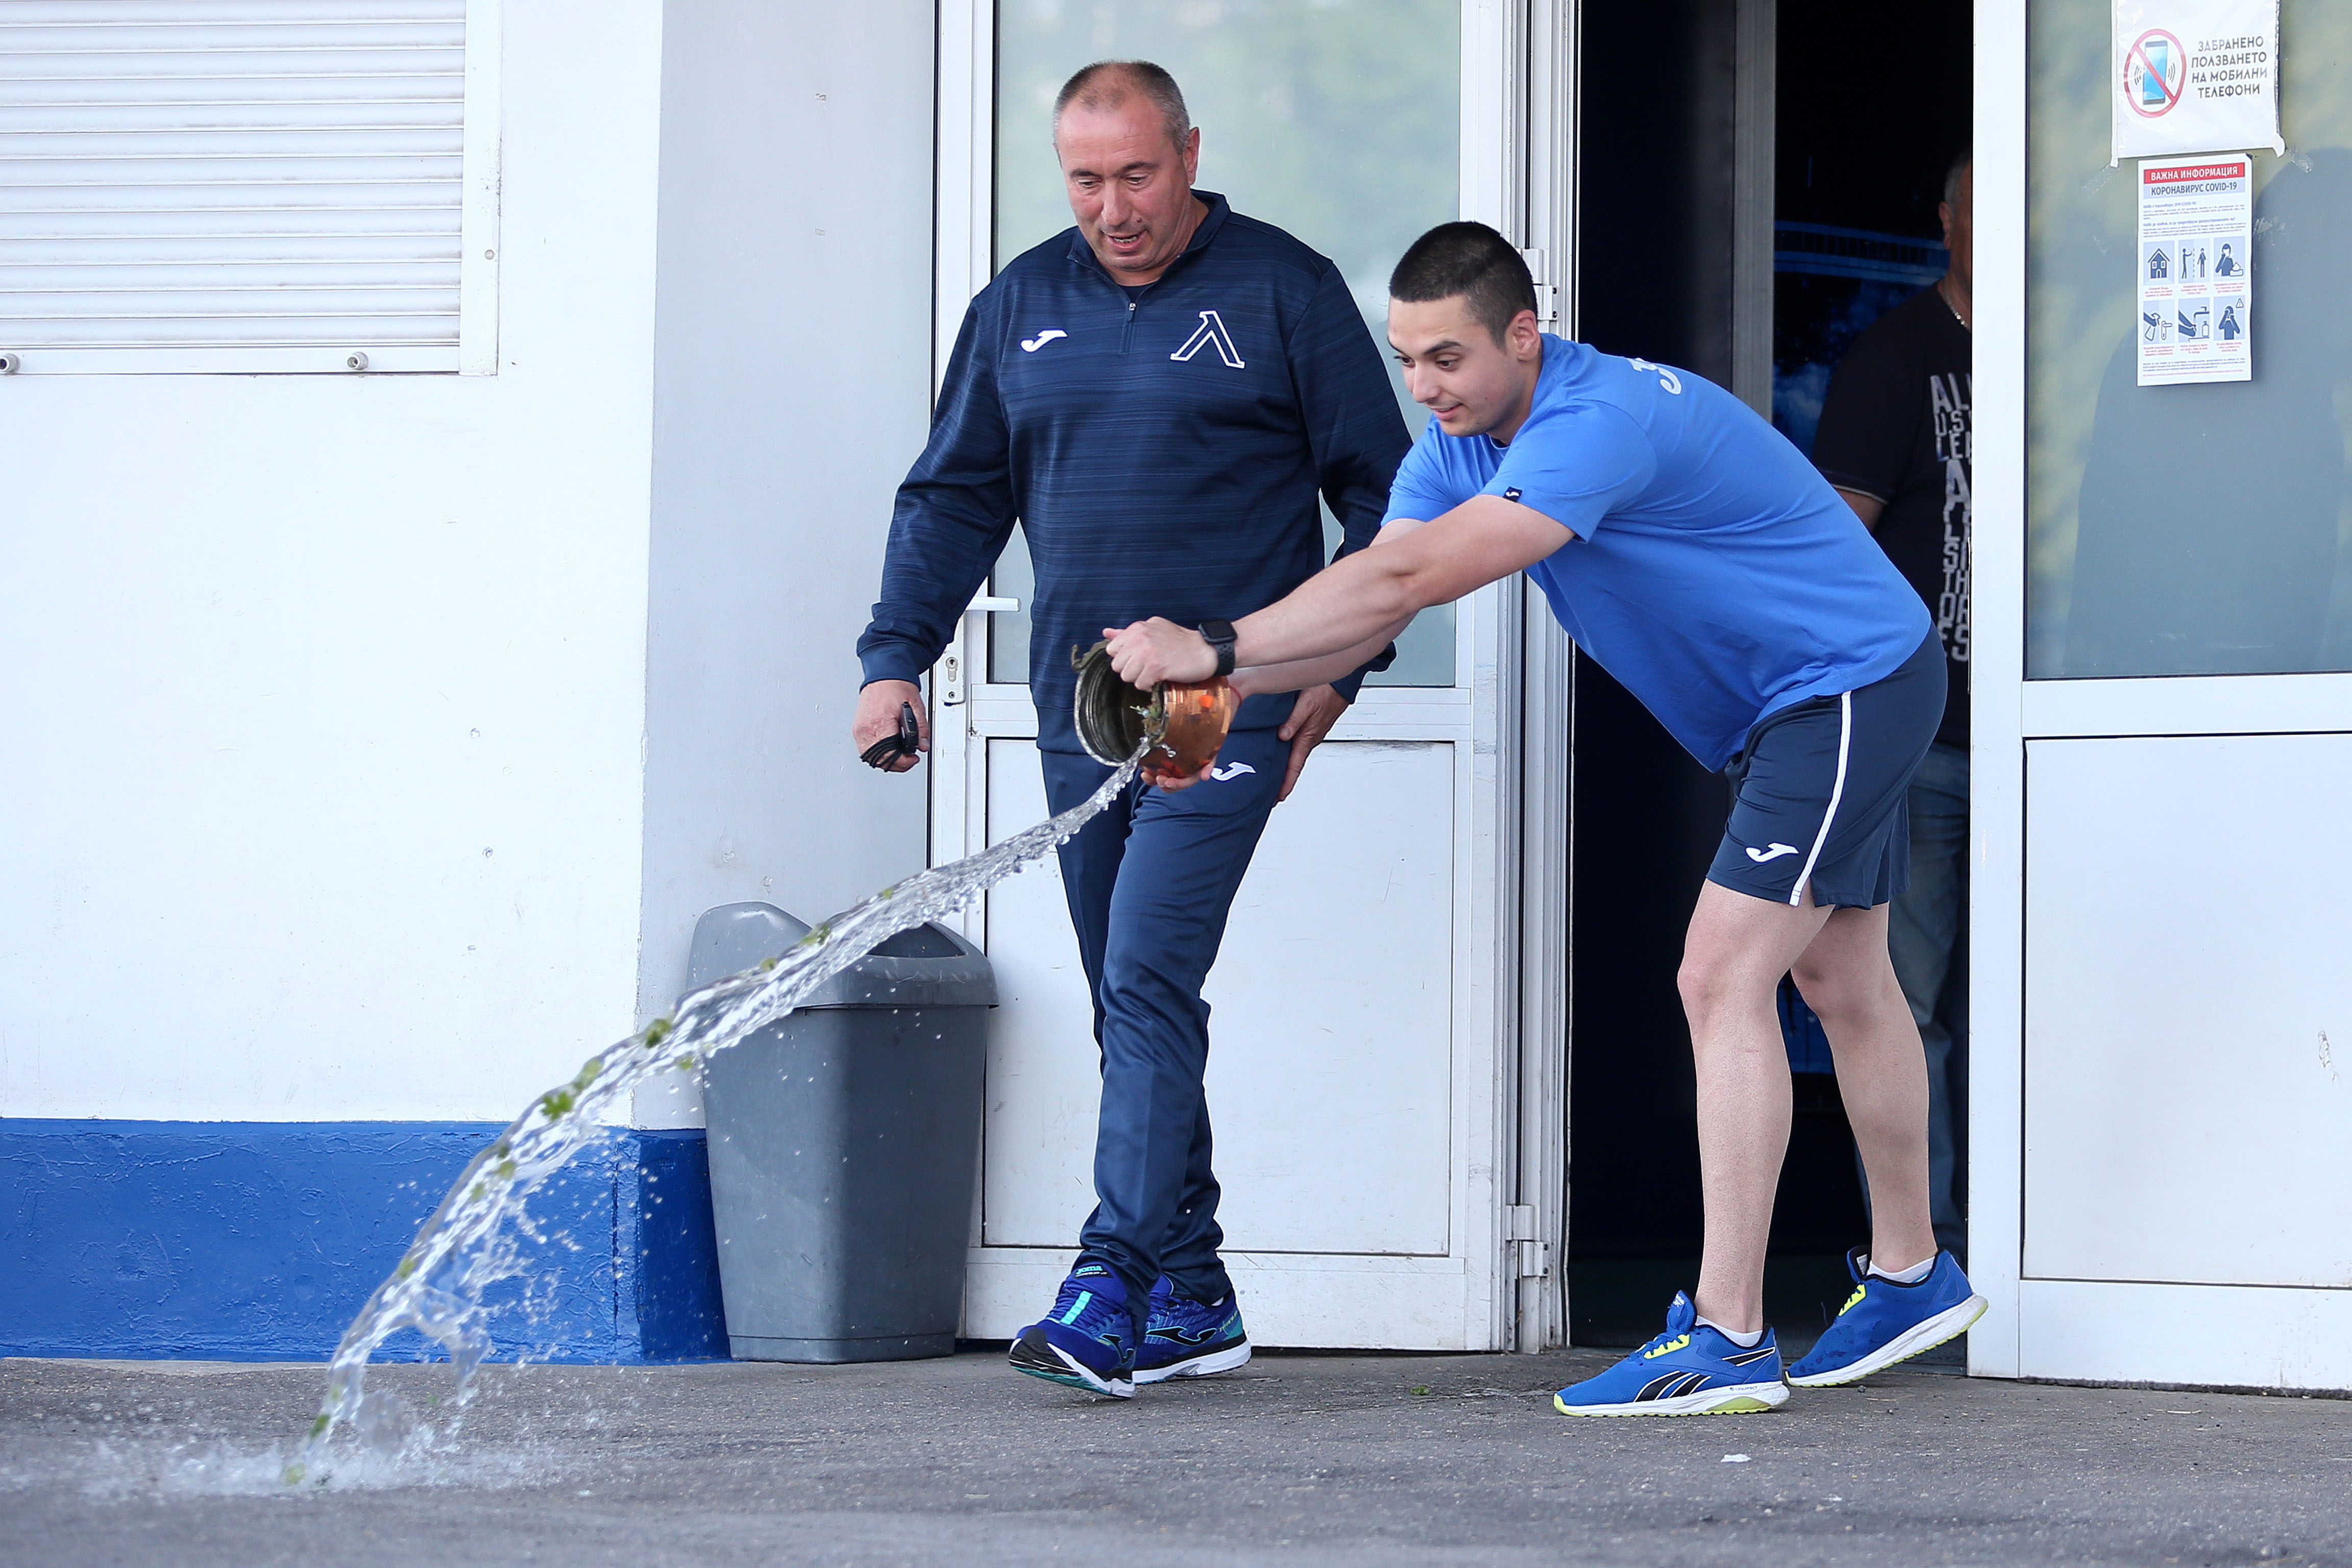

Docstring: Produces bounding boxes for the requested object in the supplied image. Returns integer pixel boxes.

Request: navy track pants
[1038,725,1288,1310]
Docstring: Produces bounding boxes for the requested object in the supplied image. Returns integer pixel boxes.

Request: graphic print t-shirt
[1811,284,1973,749]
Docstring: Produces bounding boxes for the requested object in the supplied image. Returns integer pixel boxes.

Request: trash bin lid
[685,902,997,1010]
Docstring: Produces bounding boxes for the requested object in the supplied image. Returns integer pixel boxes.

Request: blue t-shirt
[1384,337,1930,771]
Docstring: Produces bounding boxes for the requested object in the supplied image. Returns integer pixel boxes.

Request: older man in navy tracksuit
[852,61,1405,1398]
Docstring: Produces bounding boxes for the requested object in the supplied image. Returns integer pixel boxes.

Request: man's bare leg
[1790,902,1936,1275]
[1677,880,1835,1334]
[1680,880,1942,1336]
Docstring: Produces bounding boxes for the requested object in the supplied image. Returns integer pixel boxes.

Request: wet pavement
[3,1348,2347,1566]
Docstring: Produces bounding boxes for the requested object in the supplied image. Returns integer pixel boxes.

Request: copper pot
[1070,640,1238,781]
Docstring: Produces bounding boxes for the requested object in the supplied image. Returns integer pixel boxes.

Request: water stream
[284,747,1145,1485]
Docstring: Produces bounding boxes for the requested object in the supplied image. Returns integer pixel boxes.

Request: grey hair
[1053,60,1191,150]
[1943,146,1972,208]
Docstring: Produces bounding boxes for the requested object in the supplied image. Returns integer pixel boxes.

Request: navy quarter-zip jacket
[857,192,1410,753]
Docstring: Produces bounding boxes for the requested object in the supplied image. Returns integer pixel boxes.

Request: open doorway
[1566,0,1971,1350]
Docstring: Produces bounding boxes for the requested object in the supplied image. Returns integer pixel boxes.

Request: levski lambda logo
[1170,310,1245,369]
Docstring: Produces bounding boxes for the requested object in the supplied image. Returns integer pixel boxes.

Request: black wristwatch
[1197,618,1238,678]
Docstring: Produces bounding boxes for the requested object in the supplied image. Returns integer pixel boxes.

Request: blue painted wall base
[0,1121,729,1363]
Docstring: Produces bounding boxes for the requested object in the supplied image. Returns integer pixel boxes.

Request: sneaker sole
[1786,1294,1989,1387]
[1008,1339,1135,1400]
[1133,1340,1252,1385]
[1552,1379,1790,1417]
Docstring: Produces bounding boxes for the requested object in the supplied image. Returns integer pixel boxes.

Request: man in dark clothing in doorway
[1809,149,1972,1257]
[852,60,1406,1399]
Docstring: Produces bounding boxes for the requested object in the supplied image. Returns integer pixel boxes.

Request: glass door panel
[986,531,1034,685]
[2026,0,2352,677]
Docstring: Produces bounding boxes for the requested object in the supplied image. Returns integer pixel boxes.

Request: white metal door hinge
[1504,1205,1548,1278]
[1518,248,1560,331]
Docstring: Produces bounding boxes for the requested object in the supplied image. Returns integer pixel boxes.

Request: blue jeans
[1038,727,1288,1310]
[1887,741,1969,1256]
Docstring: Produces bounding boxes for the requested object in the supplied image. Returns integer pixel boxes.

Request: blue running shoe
[1134,1277,1252,1385]
[1553,1292,1789,1417]
[1787,1248,1988,1387]
[1009,1261,1139,1398]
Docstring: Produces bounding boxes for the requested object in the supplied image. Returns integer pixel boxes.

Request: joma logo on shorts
[1745,842,1800,863]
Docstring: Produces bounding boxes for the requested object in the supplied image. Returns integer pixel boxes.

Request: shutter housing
[0,0,498,373]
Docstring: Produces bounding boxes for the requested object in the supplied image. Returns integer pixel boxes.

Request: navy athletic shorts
[1707,631,1946,911]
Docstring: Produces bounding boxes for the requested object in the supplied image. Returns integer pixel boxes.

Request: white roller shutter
[0,0,498,374]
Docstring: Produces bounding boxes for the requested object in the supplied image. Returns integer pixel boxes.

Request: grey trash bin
[688,901,996,1362]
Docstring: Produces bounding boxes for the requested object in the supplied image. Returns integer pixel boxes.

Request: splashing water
[285,747,1145,1485]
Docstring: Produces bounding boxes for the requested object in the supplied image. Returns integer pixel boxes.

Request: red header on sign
[2144,161,2249,184]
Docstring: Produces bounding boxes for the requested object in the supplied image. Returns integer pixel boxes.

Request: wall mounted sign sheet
[2111,0,2284,163]
[2135,155,2252,386]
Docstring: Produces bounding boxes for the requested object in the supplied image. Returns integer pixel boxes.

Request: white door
[1974,0,2352,1389]
[925,0,1561,1351]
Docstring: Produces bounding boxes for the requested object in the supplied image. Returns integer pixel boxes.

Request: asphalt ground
[3,1348,2347,1567]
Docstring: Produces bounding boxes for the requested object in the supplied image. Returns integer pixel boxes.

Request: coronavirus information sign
[2136,156,2252,386]
[2112,0,2283,162]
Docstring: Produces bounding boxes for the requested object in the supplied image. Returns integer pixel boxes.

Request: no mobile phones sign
[2111,0,2283,162]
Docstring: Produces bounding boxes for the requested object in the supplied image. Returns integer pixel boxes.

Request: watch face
[1198,619,1237,676]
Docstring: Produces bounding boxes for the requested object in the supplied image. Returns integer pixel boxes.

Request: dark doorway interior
[1772,0,1973,454]
[1568,0,1970,1349]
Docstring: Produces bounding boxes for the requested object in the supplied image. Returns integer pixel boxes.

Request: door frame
[924,0,1576,1353]
[1970,0,2027,1384]
[1518,0,1576,1355]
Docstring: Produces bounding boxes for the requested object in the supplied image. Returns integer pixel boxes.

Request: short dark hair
[1943,146,1971,208]
[1388,222,1538,345]
[1054,61,1190,150]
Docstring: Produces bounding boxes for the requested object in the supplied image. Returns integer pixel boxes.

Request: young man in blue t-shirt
[1106,222,1986,1415]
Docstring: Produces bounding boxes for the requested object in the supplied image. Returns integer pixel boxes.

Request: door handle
[940,596,1022,707]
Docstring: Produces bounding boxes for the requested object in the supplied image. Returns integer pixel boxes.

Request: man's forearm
[1233,516,1420,697]
[1103,497,1572,693]
[1228,496,1564,671]
[1229,537,1429,672]
[1233,619,1413,698]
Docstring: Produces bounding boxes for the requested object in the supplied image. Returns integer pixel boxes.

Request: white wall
[630,0,935,1124]
[0,1,668,1123]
